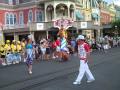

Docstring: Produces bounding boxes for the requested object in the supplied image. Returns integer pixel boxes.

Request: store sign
[81,22,87,28]
[37,23,44,30]
[54,19,73,29]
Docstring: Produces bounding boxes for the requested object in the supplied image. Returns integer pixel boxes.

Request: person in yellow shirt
[10,40,17,64]
[17,41,22,52]
[4,40,13,65]
[0,43,7,66]
[16,41,22,63]
[21,39,26,62]
[4,40,11,54]
[11,40,17,53]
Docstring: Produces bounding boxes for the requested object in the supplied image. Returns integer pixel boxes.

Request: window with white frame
[10,13,14,25]
[5,12,17,25]
[36,10,43,22]
[16,0,19,5]
[5,13,9,25]
[14,14,17,24]
[9,0,13,5]
[28,10,33,22]
[19,11,24,25]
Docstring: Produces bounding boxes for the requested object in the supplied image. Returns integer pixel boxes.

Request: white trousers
[75,60,95,82]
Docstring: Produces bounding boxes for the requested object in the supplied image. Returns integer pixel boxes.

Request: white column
[68,6,70,18]
[46,30,48,39]
[14,33,19,41]
[54,6,56,19]
[45,5,47,22]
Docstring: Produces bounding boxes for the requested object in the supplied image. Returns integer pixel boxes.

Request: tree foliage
[111,19,120,30]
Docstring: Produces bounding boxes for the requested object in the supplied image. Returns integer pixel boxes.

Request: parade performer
[21,39,26,62]
[57,25,67,39]
[25,35,34,74]
[73,35,95,85]
[4,40,12,65]
[57,26,69,61]
[11,40,18,64]
[16,41,22,63]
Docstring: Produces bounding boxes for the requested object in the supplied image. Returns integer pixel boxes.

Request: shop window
[19,11,24,25]
[28,10,33,22]
[5,13,9,25]
[16,0,19,5]
[14,14,17,24]
[36,10,43,22]
[9,0,13,5]
[10,14,14,25]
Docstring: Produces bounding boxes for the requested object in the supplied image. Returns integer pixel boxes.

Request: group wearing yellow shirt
[0,40,26,65]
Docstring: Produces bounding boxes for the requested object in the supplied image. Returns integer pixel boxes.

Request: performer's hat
[76,35,85,41]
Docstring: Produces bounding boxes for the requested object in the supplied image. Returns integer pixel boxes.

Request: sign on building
[37,23,44,30]
[54,19,73,29]
[81,22,87,29]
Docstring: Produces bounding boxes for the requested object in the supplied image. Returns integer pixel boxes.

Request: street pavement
[0,47,120,90]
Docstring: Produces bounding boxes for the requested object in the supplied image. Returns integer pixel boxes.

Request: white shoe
[24,59,26,62]
[29,71,32,74]
[56,56,58,58]
[16,61,19,64]
[7,62,12,65]
[87,79,95,83]
[73,81,81,85]
[13,62,16,64]
[52,56,56,59]
[2,63,7,66]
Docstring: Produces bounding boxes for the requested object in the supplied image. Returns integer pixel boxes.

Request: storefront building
[0,0,101,43]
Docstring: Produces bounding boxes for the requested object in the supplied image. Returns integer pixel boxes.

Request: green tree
[111,19,120,36]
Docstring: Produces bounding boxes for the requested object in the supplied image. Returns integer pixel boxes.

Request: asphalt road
[0,47,120,90]
[20,48,120,90]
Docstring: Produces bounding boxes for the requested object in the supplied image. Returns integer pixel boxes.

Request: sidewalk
[0,47,119,90]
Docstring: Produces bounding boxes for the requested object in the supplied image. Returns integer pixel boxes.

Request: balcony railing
[3,24,28,30]
[2,20,101,32]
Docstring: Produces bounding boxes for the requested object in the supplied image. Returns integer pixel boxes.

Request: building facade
[0,0,101,43]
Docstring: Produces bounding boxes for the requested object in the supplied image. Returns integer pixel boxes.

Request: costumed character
[60,37,69,61]
[57,26,69,61]
[4,40,12,65]
[57,25,68,39]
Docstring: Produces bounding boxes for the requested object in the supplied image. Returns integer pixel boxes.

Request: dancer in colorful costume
[25,35,34,74]
[57,25,69,61]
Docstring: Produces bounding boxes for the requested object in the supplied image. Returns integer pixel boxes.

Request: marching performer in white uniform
[73,35,95,85]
